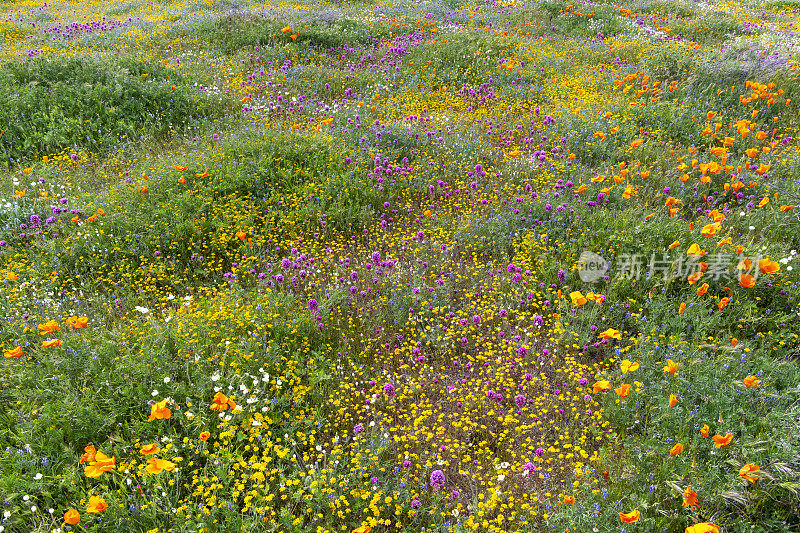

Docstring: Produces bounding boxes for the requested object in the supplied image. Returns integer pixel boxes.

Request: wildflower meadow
[0,0,799,531]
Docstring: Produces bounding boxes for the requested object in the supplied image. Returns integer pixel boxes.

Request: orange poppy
[199,431,211,442]
[743,375,760,388]
[86,496,107,513]
[84,451,116,478]
[615,383,631,398]
[678,302,686,315]
[682,486,699,509]
[146,457,176,474]
[664,359,679,375]
[592,380,611,393]
[669,394,678,407]
[64,509,80,525]
[670,443,683,456]
[3,346,22,358]
[687,243,705,257]
[700,222,721,237]
[739,463,759,483]
[148,399,171,421]
[140,443,160,455]
[564,495,575,505]
[738,273,756,288]
[569,291,587,306]
[712,433,733,448]
[757,259,779,274]
[211,391,237,411]
[80,445,97,464]
[42,339,62,348]
[598,328,621,340]
[38,320,61,334]
[619,510,640,523]
[696,283,709,296]
[717,297,729,309]
[701,424,710,437]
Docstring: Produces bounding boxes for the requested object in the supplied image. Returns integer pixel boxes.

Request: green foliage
[197,11,393,55]
[0,57,221,165]
[633,0,696,17]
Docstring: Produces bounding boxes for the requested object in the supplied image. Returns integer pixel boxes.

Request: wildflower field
[1,0,800,530]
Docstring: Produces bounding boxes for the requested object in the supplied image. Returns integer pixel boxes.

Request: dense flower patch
[1,0,799,531]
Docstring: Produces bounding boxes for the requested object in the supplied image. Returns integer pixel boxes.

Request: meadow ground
[0,0,799,531]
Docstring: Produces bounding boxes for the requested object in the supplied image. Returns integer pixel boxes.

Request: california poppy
[3,347,22,358]
[687,243,705,257]
[619,509,640,523]
[570,291,587,306]
[64,509,80,525]
[701,424,710,437]
[148,399,171,421]
[620,359,639,373]
[84,450,116,478]
[146,457,176,474]
[664,359,679,375]
[598,328,621,340]
[739,463,760,482]
[592,380,611,393]
[712,433,733,448]
[682,486,699,509]
[669,393,678,407]
[615,383,631,397]
[211,391,236,411]
[743,375,759,388]
[696,283,709,296]
[86,496,108,513]
[670,443,683,456]
[42,339,62,348]
[564,495,575,504]
[140,443,159,455]
[38,320,61,334]
[199,431,210,442]
[717,297,729,309]
[757,258,779,274]
[700,222,721,237]
[678,302,686,314]
[79,445,97,464]
[687,272,703,284]
[738,273,756,288]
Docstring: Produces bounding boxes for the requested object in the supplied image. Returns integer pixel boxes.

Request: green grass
[0,57,224,166]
